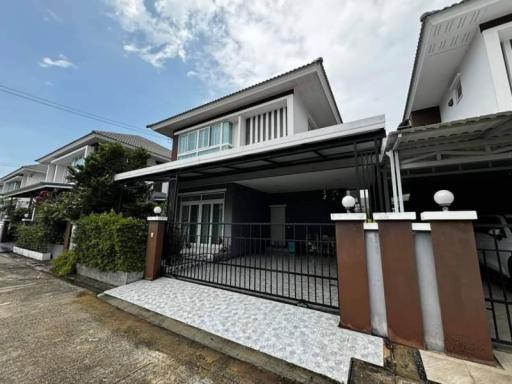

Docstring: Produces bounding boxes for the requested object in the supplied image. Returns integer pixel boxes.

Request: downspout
[386,134,404,212]
[387,151,399,213]
[394,151,405,212]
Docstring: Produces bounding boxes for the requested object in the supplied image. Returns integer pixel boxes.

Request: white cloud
[105,0,456,128]
[39,54,76,69]
[43,8,63,23]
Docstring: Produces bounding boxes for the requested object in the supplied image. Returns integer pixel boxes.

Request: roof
[402,0,483,123]
[386,110,512,152]
[0,164,47,182]
[36,130,171,163]
[420,0,473,21]
[147,58,342,135]
[93,131,171,159]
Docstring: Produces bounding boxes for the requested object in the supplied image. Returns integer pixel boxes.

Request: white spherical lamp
[23,213,29,218]
[434,190,454,211]
[342,195,356,213]
[153,206,162,215]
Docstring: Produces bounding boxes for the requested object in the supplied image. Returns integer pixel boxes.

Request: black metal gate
[161,222,339,312]
[475,221,512,346]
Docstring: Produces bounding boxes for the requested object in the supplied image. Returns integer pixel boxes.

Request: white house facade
[383,0,512,215]
[114,58,387,312]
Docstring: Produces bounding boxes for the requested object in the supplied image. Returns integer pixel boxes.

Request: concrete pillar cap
[147,216,168,222]
[330,213,366,221]
[373,212,416,221]
[420,211,477,221]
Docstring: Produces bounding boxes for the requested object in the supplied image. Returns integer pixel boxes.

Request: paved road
[0,254,289,384]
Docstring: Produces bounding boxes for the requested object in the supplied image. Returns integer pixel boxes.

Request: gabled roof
[0,164,47,182]
[402,0,512,124]
[36,130,171,163]
[148,58,342,136]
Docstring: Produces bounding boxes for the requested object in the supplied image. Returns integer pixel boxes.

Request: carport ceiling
[234,168,358,193]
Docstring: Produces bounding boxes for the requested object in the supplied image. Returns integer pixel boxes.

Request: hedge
[73,212,147,272]
[15,224,51,253]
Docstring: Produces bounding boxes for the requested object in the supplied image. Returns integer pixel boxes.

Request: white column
[237,115,244,147]
[269,110,274,140]
[277,109,282,138]
[258,114,262,143]
[286,95,294,136]
[45,164,56,182]
[483,28,512,111]
[250,117,254,145]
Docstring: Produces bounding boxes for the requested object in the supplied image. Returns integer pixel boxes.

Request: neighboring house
[384,0,512,214]
[115,58,386,311]
[0,164,48,211]
[0,130,172,210]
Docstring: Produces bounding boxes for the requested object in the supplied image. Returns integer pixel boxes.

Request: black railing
[475,223,512,346]
[162,222,339,312]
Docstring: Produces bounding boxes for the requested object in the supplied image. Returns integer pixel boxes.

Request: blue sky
[0,0,454,176]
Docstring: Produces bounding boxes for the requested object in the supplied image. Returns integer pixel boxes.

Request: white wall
[293,93,310,134]
[53,165,68,184]
[440,32,498,123]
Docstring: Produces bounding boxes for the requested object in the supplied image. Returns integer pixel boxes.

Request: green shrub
[73,212,147,272]
[51,250,77,276]
[15,224,50,253]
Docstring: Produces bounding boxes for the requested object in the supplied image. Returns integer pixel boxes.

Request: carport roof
[386,111,512,153]
[115,115,385,183]
[1,182,72,198]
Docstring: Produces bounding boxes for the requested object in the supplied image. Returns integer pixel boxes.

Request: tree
[66,143,152,218]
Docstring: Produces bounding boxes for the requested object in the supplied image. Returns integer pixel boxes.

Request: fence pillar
[63,221,73,250]
[331,213,371,333]
[373,212,424,349]
[144,216,167,280]
[421,210,494,364]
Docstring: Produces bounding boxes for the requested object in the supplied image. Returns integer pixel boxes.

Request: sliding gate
[475,221,512,346]
[161,222,339,312]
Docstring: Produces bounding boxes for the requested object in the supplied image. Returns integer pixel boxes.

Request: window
[455,79,463,102]
[177,122,232,159]
[71,155,85,168]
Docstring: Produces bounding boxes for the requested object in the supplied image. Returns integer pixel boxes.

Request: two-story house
[115,58,386,311]
[384,0,512,214]
[0,164,48,211]
[0,130,172,215]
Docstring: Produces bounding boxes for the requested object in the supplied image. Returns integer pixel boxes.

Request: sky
[0,0,456,176]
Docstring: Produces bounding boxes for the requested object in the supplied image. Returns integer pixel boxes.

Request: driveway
[0,254,289,384]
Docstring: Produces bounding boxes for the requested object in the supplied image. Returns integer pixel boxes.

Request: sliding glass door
[179,195,224,245]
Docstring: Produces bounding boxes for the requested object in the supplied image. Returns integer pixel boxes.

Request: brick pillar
[374,212,424,349]
[144,216,167,280]
[421,211,494,364]
[331,213,371,333]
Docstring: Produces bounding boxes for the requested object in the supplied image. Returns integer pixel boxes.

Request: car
[474,214,512,279]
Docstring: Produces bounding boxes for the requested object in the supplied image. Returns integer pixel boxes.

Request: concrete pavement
[0,254,290,384]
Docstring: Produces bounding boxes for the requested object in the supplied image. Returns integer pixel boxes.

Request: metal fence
[162,222,339,312]
[475,222,512,346]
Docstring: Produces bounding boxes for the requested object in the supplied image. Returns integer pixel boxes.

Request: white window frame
[177,122,233,159]
[178,193,225,246]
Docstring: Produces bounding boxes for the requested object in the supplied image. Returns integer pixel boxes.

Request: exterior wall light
[434,190,454,211]
[342,195,356,213]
